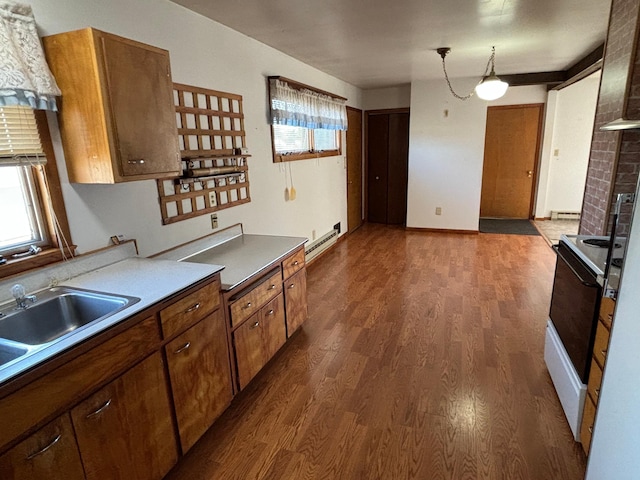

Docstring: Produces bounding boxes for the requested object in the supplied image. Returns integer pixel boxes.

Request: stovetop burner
[611,258,624,268]
[582,238,622,248]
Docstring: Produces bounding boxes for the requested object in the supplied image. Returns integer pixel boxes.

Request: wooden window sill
[274,149,341,163]
[0,246,77,280]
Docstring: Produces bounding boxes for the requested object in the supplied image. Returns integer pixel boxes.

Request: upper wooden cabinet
[43,28,181,183]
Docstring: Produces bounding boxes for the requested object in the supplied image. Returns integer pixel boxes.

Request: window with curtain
[269,77,347,162]
[0,3,72,276]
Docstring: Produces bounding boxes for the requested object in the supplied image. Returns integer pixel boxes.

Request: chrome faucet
[11,284,36,309]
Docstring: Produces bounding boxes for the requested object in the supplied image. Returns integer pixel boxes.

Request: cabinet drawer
[0,414,84,480]
[599,297,615,330]
[580,395,597,455]
[586,357,603,405]
[282,247,305,280]
[160,278,220,339]
[0,316,160,452]
[593,319,610,368]
[230,270,282,328]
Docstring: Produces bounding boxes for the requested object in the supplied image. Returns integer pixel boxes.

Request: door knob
[527,170,533,178]
[375,176,379,180]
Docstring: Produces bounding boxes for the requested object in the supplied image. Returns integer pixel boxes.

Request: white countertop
[0,257,223,386]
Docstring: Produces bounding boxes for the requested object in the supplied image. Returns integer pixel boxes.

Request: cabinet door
[284,269,308,336]
[0,414,85,480]
[100,33,180,177]
[234,294,286,390]
[165,310,233,453]
[71,353,178,480]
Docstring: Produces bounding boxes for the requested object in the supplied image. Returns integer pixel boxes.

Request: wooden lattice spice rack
[157,83,251,225]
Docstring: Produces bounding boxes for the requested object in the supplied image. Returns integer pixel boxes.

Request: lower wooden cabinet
[284,268,308,336]
[165,309,233,453]
[70,352,177,480]
[580,395,597,455]
[0,414,85,480]
[234,294,286,390]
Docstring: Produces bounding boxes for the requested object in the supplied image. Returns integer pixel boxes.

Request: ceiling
[170,0,611,89]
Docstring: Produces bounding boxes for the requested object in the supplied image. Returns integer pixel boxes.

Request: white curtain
[270,79,347,130]
[0,2,60,111]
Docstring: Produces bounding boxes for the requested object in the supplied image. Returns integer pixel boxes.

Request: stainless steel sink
[0,286,140,346]
[0,341,28,366]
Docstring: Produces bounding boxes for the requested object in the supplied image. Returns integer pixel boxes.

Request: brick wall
[580,0,640,235]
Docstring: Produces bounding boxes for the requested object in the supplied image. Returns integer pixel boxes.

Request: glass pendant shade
[474,71,509,101]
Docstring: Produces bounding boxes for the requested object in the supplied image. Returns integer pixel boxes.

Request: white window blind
[313,128,338,151]
[0,105,46,166]
[272,124,310,153]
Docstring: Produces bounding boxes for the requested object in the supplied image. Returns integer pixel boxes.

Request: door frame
[364,108,410,223]
[481,103,545,219]
[346,106,363,233]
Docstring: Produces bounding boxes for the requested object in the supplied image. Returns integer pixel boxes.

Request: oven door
[549,241,602,383]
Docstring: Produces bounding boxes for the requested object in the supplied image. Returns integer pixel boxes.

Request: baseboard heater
[305,229,338,262]
[551,211,581,220]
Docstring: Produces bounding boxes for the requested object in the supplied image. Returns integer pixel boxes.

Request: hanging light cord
[440,46,496,101]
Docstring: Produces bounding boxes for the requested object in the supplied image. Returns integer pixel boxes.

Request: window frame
[270,124,342,163]
[0,110,75,278]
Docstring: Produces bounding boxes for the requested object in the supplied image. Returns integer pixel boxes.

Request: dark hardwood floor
[166,223,587,480]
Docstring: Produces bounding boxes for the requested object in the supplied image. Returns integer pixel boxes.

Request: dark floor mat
[479,219,540,236]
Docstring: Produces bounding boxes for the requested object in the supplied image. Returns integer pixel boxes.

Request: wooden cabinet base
[71,353,177,480]
[0,414,84,480]
[166,310,233,453]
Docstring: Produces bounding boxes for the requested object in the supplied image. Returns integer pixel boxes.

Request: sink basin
[0,341,28,366]
[0,287,139,346]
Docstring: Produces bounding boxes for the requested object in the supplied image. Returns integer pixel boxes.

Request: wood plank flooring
[166,224,587,480]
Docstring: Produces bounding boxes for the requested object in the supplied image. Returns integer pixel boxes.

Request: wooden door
[100,33,180,177]
[165,310,233,453]
[71,352,178,480]
[387,113,410,224]
[480,104,543,218]
[347,107,363,232]
[366,110,410,225]
[367,114,389,223]
[0,414,85,480]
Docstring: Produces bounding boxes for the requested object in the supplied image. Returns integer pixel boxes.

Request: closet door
[366,110,409,225]
[367,114,390,223]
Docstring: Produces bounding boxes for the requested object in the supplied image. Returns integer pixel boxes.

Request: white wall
[31,0,361,256]
[406,79,547,231]
[585,180,640,479]
[362,85,411,111]
[535,73,600,218]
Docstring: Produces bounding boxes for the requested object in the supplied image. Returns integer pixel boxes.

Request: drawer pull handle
[268,284,276,290]
[185,302,201,313]
[288,283,295,289]
[607,313,613,319]
[26,434,61,460]
[86,399,112,419]
[292,260,299,266]
[595,388,600,397]
[266,309,275,316]
[250,321,260,329]
[243,302,252,309]
[588,425,593,433]
[174,342,191,354]
[128,159,145,164]
[601,349,607,358]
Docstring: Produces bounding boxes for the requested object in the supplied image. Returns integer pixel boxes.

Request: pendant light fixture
[437,46,509,101]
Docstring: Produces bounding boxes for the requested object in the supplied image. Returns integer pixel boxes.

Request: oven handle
[552,244,600,288]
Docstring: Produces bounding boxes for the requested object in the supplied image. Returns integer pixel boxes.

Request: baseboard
[405,227,479,235]
[534,217,552,221]
[306,233,346,268]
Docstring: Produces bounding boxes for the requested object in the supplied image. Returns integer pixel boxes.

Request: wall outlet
[334,222,341,234]
[210,213,218,229]
[209,192,216,207]
[436,207,442,215]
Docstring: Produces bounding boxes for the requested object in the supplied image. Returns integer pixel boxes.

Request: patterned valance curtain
[0,2,60,111]
[270,78,347,131]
